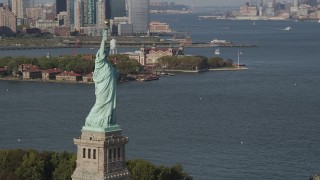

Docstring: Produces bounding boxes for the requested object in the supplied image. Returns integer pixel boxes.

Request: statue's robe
[85,40,117,128]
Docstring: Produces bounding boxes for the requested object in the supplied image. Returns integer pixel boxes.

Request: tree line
[0,149,192,180]
[156,56,234,70]
[0,55,142,78]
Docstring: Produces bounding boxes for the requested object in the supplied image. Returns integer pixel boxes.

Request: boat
[137,74,159,82]
[253,21,256,26]
[210,39,232,44]
[214,48,220,55]
[210,39,232,46]
[318,20,320,23]
[283,26,292,31]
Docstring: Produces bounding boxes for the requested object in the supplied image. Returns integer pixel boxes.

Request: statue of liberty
[83,25,119,132]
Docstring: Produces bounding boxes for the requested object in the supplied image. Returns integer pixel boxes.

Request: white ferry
[210,39,232,45]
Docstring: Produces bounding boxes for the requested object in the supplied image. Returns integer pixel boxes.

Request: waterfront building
[297,4,310,19]
[22,69,42,79]
[56,71,82,81]
[0,6,17,35]
[149,21,171,33]
[42,68,61,80]
[128,0,150,34]
[35,19,58,30]
[240,2,258,17]
[11,0,30,18]
[56,0,67,15]
[19,64,39,72]
[106,0,126,19]
[308,11,317,19]
[19,64,41,79]
[82,72,93,82]
[128,44,184,66]
[265,1,275,16]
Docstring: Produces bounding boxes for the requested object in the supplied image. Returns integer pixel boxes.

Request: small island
[0,54,246,84]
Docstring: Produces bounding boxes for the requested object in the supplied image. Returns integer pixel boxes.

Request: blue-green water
[1,14,320,179]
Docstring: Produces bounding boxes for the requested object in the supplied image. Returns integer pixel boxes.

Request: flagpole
[237,49,240,69]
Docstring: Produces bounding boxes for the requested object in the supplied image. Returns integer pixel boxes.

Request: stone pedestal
[71,130,130,180]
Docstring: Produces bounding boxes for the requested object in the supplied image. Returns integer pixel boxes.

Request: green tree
[127,159,193,180]
[0,149,26,173]
[15,151,45,180]
[127,159,157,180]
[51,152,76,180]
[208,57,225,68]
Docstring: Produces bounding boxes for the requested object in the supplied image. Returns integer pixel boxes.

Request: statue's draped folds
[84,29,118,129]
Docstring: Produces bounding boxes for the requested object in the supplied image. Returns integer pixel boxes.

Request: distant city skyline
[0,0,255,7]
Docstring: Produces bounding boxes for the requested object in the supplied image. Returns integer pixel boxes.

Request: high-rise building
[0,6,17,35]
[87,0,96,24]
[66,0,74,27]
[128,0,150,34]
[12,0,30,18]
[74,0,84,31]
[56,0,66,15]
[294,0,299,7]
[106,0,126,19]
[96,0,106,28]
[3,0,12,10]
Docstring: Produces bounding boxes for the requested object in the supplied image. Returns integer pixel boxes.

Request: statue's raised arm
[83,27,119,132]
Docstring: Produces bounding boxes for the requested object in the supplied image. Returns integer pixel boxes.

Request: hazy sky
[0,0,247,7]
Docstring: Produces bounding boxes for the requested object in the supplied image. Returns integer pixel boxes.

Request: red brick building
[42,68,62,80]
[19,64,42,79]
[23,69,42,79]
[19,64,39,72]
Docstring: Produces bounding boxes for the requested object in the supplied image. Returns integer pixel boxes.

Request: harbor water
[1,14,320,179]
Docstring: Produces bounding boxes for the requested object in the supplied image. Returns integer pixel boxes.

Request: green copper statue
[83,27,120,132]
